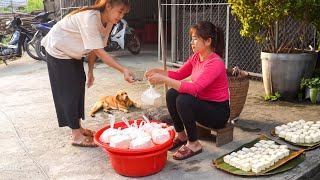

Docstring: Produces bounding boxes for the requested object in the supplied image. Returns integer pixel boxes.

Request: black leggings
[166,88,230,142]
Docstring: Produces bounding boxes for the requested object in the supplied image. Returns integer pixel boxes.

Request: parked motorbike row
[0,11,141,65]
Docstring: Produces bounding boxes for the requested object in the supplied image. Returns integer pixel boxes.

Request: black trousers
[46,53,86,129]
[166,88,230,142]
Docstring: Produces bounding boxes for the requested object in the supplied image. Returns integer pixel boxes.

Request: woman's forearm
[163,76,181,91]
[87,52,96,73]
[93,49,126,73]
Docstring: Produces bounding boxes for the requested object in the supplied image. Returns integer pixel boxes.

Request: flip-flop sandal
[169,138,187,151]
[173,145,202,160]
[83,129,96,137]
[71,136,98,148]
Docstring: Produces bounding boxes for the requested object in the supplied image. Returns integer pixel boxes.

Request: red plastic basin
[94,120,175,177]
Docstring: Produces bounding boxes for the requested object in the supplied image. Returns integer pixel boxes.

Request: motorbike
[0,16,40,65]
[29,11,56,61]
[105,19,141,55]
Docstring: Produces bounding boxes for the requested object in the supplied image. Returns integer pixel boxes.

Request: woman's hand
[123,68,136,83]
[148,73,167,85]
[144,69,163,78]
[87,71,95,88]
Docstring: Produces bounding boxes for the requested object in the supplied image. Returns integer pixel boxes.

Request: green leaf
[213,135,306,176]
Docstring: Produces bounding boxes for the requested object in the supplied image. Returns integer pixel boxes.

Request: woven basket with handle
[227,68,249,121]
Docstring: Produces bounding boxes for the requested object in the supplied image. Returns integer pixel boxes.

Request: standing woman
[145,21,230,160]
[41,0,136,147]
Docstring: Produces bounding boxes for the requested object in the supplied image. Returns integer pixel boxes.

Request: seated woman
[144,21,230,160]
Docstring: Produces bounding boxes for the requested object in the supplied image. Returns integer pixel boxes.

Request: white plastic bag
[129,121,154,149]
[99,114,118,143]
[110,127,131,149]
[151,128,170,145]
[141,85,161,105]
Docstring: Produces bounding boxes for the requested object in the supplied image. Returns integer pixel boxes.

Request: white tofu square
[291,134,300,143]
[223,155,233,164]
[250,147,258,152]
[306,121,315,125]
[241,147,251,153]
[305,135,312,143]
[279,131,287,138]
[230,152,239,157]
[241,163,251,172]
[299,119,306,124]
[237,150,246,155]
[259,140,267,144]
[279,145,288,149]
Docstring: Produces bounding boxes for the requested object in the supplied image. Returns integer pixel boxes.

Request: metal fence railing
[160,0,317,76]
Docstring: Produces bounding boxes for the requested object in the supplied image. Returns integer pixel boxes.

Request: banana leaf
[270,129,320,150]
[213,135,306,176]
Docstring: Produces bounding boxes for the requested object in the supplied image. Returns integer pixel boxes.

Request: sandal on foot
[169,138,187,151]
[83,129,96,137]
[173,145,202,160]
[72,136,98,148]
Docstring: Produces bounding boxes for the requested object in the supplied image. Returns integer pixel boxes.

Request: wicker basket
[227,68,249,121]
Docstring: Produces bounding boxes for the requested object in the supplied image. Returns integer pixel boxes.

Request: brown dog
[90,90,141,117]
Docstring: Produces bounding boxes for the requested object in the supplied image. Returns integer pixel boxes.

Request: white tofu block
[266,140,276,145]
[229,157,239,166]
[250,147,258,152]
[305,135,312,143]
[276,152,285,160]
[241,163,251,172]
[238,154,247,159]
[299,134,306,143]
[270,144,280,149]
[261,151,269,155]
[306,121,315,125]
[316,121,320,124]
[230,152,239,157]
[254,142,263,147]
[281,124,290,129]
[314,133,320,142]
[279,131,287,138]
[275,126,282,135]
[237,150,246,155]
[295,124,303,129]
[252,163,263,174]
[250,159,259,164]
[99,128,118,143]
[299,119,306,124]
[281,149,290,157]
[242,147,251,153]
[279,145,288,149]
[223,155,233,164]
[247,152,254,157]
[259,140,267,144]
[253,154,262,159]
[310,126,319,130]
[285,132,293,141]
[263,160,271,169]
[271,155,279,162]
[269,159,275,167]
[262,144,270,149]
[291,134,300,143]
[285,128,293,132]
[303,125,310,130]
[308,130,316,135]
[287,122,295,127]
[109,134,130,149]
[257,147,266,152]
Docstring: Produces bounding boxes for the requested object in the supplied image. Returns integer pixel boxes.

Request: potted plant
[228,0,320,100]
[300,77,320,103]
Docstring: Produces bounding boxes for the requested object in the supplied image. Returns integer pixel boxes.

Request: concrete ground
[1,46,320,180]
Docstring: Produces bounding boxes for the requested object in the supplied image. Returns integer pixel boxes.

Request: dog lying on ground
[90,90,141,117]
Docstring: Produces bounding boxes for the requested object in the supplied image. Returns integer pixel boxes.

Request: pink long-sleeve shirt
[168,53,229,102]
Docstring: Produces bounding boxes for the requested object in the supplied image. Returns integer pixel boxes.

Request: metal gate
[160,0,317,76]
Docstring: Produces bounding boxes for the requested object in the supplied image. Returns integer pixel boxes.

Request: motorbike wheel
[25,38,42,60]
[125,32,141,55]
[35,38,47,61]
